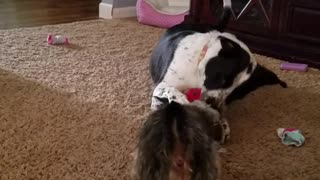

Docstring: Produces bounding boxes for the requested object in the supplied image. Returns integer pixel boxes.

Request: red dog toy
[184,88,202,102]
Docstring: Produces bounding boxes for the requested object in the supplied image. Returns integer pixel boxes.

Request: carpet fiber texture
[0,19,320,180]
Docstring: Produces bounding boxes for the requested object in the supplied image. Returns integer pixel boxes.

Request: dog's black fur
[203,36,252,90]
[132,101,223,180]
[225,64,288,104]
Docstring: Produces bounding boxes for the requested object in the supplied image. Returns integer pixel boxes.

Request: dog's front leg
[202,97,230,144]
[219,103,230,143]
[151,82,189,110]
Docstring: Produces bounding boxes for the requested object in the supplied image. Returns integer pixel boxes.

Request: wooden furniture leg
[184,0,214,24]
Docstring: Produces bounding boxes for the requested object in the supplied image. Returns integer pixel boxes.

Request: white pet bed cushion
[136,0,190,28]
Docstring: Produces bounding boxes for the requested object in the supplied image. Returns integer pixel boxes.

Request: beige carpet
[0,19,320,180]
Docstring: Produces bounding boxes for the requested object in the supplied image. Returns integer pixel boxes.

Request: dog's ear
[220,37,238,51]
[218,36,242,57]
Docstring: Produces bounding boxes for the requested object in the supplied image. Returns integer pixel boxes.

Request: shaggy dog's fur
[132,101,224,180]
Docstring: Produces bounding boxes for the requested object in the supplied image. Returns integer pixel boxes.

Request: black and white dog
[149,0,287,111]
[150,0,255,111]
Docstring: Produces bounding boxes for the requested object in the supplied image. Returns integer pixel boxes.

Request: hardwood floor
[0,0,100,30]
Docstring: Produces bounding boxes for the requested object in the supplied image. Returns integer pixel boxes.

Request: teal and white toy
[277,128,305,147]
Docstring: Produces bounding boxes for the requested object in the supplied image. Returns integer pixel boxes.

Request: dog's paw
[218,148,227,153]
[220,118,230,144]
[191,100,211,109]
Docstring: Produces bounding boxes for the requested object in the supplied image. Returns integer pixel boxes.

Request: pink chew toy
[280,62,308,72]
[47,34,69,45]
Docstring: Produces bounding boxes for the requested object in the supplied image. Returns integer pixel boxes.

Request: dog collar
[197,43,209,65]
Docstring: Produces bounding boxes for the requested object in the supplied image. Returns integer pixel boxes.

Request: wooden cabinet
[184,0,320,68]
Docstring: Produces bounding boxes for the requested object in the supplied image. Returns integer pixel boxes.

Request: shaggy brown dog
[132,101,226,180]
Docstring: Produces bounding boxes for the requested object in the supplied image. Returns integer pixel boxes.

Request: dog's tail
[215,0,233,32]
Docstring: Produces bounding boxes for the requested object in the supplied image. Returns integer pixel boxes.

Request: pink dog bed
[136,0,189,28]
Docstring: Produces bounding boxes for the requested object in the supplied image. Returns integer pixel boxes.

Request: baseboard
[99,2,113,19]
[113,6,137,18]
[99,3,136,19]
